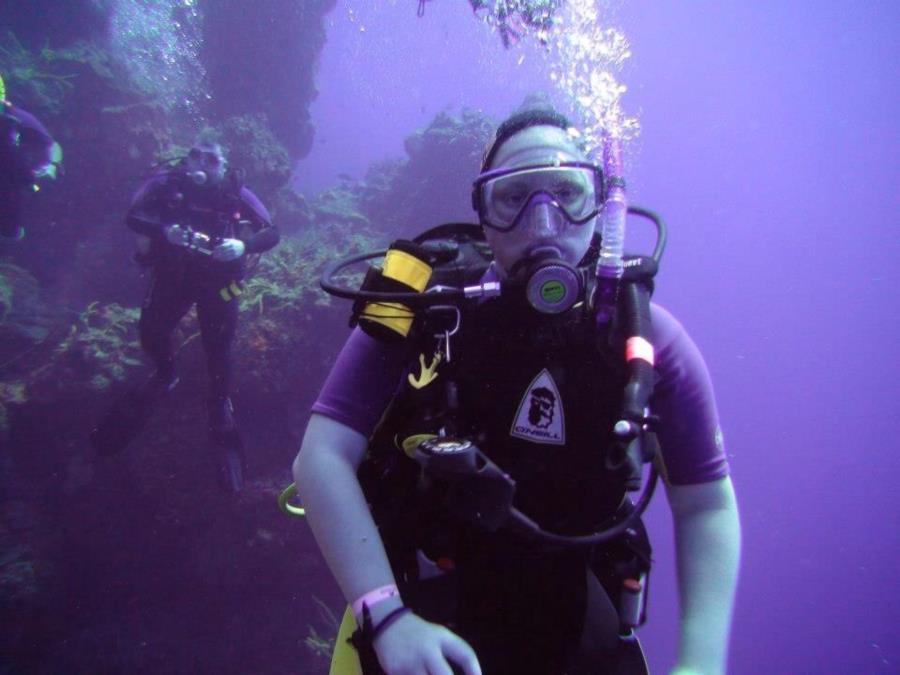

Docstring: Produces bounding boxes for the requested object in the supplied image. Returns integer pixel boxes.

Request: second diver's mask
[472,161,605,314]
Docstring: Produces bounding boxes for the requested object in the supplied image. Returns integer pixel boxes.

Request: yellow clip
[229,281,242,297]
[219,287,232,302]
[408,351,442,389]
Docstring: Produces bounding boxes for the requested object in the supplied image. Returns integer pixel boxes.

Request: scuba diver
[418,1,559,48]
[0,73,63,240]
[469,0,559,48]
[292,108,741,674]
[91,142,278,493]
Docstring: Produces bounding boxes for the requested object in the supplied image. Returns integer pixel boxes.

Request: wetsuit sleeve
[238,186,279,254]
[311,328,410,438]
[125,173,172,238]
[650,304,730,485]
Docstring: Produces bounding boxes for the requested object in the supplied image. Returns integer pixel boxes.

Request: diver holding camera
[92,142,278,493]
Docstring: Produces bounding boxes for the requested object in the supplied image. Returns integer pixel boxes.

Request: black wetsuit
[0,103,55,238]
[358,297,653,674]
[125,169,279,415]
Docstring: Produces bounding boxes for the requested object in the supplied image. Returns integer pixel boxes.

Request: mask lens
[188,149,221,167]
[480,165,599,231]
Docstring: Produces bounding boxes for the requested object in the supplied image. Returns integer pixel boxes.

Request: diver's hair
[481,108,572,171]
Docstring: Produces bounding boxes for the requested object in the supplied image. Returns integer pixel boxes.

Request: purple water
[300,3,900,672]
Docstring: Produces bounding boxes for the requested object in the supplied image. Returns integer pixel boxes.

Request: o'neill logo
[510,369,565,445]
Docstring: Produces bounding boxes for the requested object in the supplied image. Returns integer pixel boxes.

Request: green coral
[241,225,376,317]
[49,301,142,393]
[0,31,112,113]
[233,224,379,396]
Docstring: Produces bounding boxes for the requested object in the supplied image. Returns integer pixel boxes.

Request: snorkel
[589,135,667,511]
[594,135,626,324]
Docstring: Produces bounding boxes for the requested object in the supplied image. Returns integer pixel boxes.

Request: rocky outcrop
[200,0,338,157]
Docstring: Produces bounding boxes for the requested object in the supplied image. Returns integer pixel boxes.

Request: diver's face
[185,146,227,185]
[480,126,598,278]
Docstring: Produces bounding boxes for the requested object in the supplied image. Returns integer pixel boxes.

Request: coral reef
[0,31,114,114]
[47,301,143,393]
[235,222,379,399]
[0,10,513,671]
[300,107,496,238]
[271,186,314,236]
[214,113,293,206]
[0,263,54,367]
[0,293,144,443]
[311,184,372,230]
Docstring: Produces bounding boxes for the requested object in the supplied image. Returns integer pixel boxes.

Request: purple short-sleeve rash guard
[312,303,729,486]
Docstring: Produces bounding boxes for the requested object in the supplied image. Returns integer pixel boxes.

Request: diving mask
[472,161,604,233]
[184,147,226,185]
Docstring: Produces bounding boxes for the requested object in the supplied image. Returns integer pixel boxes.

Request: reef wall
[1,7,501,664]
[201,0,339,158]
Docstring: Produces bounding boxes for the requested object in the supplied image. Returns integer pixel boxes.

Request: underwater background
[0,1,897,673]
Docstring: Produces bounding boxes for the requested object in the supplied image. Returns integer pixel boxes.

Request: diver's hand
[373,611,481,675]
[212,238,245,261]
[32,163,57,180]
[32,143,63,180]
[164,224,190,248]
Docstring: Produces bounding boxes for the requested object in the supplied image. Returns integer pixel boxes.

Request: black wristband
[371,606,411,642]
[348,605,411,651]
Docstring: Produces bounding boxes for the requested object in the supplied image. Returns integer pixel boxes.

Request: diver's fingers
[424,655,454,675]
[440,634,482,675]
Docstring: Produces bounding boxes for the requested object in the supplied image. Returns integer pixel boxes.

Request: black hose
[627,205,667,264]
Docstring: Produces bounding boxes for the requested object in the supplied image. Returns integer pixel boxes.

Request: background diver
[91,142,279,493]
[0,73,63,241]
[292,109,741,674]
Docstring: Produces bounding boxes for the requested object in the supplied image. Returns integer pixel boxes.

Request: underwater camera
[183,228,219,256]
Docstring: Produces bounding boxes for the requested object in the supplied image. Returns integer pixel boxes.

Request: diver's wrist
[352,583,402,624]
[359,595,404,627]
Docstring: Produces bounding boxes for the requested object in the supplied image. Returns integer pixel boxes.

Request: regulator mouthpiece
[512,247,583,315]
[186,170,208,185]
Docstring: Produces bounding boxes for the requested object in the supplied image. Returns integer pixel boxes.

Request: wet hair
[480,108,573,171]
